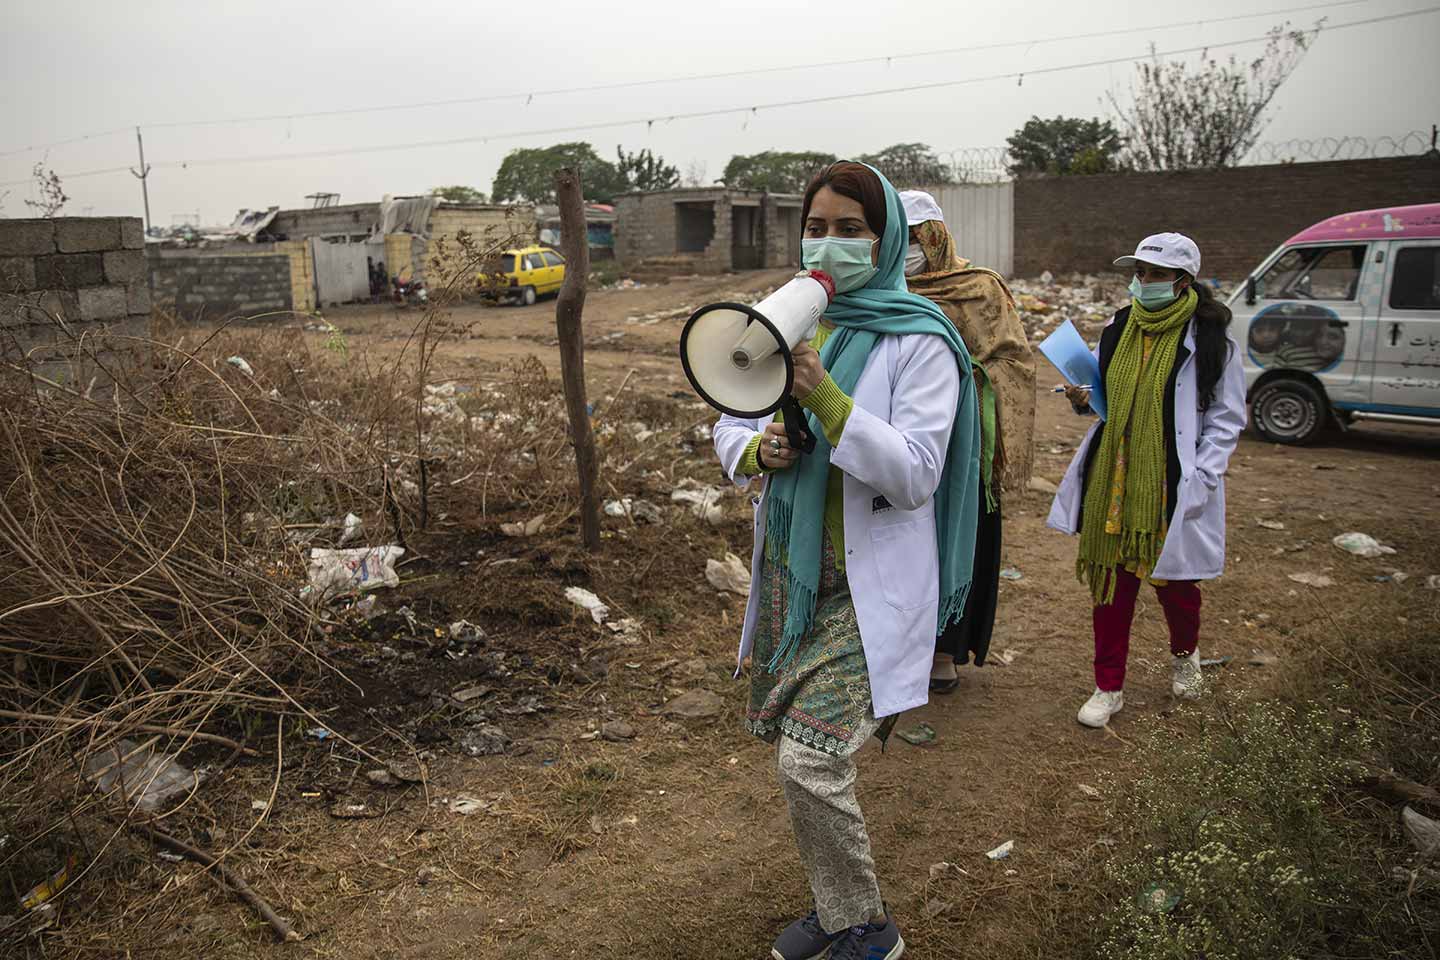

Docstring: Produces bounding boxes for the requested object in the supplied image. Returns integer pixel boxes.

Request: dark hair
[800,161,887,236]
[1190,281,1231,411]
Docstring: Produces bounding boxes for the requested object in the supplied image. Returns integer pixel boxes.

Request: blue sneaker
[772,909,843,960]
[828,916,904,960]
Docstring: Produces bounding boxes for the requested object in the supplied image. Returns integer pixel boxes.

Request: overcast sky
[3,0,1436,227]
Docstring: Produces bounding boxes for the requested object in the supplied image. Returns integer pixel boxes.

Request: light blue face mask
[1129,275,1179,310]
[802,237,878,293]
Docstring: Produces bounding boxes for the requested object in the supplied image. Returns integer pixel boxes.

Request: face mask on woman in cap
[904,243,927,276]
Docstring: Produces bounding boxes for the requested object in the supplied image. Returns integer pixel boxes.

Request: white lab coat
[1047,317,1247,581]
[714,333,963,718]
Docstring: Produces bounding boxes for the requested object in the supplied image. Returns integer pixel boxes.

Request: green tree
[491,142,628,204]
[429,184,488,204]
[719,151,837,193]
[616,147,680,193]
[856,142,953,187]
[1006,116,1126,177]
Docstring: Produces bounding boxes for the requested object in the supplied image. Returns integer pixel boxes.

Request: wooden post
[553,167,601,550]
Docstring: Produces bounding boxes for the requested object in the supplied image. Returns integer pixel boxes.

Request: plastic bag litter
[1333,532,1396,558]
[338,512,363,546]
[671,485,725,525]
[85,739,201,813]
[302,545,404,603]
[929,861,970,880]
[565,586,610,624]
[500,514,547,538]
[445,795,490,815]
[1402,806,1440,858]
[705,554,751,595]
[631,500,663,524]
[225,356,254,377]
[986,840,1015,860]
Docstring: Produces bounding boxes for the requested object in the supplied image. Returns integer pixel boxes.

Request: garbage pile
[1010,271,1129,344]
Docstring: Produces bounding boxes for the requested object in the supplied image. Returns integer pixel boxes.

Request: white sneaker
[1077,688,1124,728]
[1172,650,1203,700]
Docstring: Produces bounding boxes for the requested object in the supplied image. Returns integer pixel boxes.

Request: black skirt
[936,486,1002,667]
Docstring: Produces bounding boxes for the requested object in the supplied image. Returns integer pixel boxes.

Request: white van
[1234,203,1440,444]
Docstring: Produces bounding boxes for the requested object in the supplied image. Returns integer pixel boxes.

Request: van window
[1389,247,1440,310]
[1259,245,1365,301]
[498,254,515,273]
[524,254,544,271]
[542,251,565,267]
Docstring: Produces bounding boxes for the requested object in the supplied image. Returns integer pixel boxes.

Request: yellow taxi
[477,245,567,306]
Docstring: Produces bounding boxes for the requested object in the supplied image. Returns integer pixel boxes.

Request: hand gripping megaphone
[679,270,836,456]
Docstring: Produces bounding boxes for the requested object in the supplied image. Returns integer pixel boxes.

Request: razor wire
[935,129,1435,183]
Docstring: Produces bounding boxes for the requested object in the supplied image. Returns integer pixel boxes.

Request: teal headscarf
[764,164,980,669]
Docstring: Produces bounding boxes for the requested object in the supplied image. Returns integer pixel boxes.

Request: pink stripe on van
[1286,203,1440,245]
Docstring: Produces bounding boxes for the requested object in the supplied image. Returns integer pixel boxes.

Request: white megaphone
[679,270,836,456]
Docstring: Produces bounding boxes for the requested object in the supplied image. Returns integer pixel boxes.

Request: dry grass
[0,253,724,949]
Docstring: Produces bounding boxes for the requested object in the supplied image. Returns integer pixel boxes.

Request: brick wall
[149,250,293,320]
[0,216,150,367]
[1014,156,1440,279]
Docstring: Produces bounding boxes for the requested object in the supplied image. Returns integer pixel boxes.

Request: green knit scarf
[1076,289,1196,603]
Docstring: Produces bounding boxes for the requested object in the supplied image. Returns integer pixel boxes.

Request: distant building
[145,196,538,318]
[262,197,536,291]
[614,187,802,276]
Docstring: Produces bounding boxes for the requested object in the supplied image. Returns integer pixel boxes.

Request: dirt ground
[73,276,1440,958]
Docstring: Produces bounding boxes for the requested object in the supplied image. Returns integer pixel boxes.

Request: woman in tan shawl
[900,190,1035,691]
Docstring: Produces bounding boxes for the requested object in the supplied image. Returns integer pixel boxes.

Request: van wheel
[521,286,537,307]
[1252,378,1327,445]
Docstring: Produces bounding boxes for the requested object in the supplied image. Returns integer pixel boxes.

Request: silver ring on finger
[770,439,783,455]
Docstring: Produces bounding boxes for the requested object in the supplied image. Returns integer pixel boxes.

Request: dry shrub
[0,297,700,942]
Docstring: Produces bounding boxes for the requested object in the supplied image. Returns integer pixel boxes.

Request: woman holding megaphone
[712,161,981,960]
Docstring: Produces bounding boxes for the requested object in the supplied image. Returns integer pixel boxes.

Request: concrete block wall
[762,198,803,268]
[149,250,293,320]
[616,188,803,274]
[1013,156,1440,279]
[615,193,678,268]
[276,240,316,313]
[424,205,535,291]
[0,216,150,363]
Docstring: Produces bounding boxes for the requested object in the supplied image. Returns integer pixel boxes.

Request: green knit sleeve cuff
[800,374,853,447]
[738,432,766,476]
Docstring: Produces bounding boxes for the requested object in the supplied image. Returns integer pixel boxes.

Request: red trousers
[1092,568,1201,692]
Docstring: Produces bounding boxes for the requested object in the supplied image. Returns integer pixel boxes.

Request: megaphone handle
[780,397,817,454]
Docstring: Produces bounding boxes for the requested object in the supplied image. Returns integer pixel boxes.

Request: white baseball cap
[1114,232,1201,277]
[899,190,944,227]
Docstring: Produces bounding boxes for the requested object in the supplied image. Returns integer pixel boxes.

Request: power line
[0,0,1365,159]
[138,0,1365,130]
[3,5,1434,188]
[0,127,133,161]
